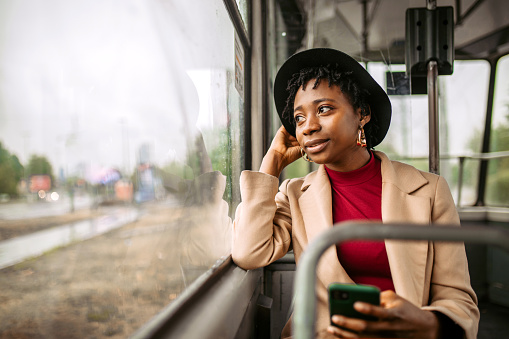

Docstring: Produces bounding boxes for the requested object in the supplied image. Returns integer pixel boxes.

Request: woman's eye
[318,106,332,114]
[294,115,304,123]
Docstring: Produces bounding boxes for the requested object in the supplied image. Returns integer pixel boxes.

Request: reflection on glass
[0,0,240,337]
[487,55,509,206]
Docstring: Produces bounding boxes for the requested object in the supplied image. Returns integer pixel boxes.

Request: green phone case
[328,283,380,322]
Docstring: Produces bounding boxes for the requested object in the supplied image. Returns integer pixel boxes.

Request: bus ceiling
[278,0,509,62]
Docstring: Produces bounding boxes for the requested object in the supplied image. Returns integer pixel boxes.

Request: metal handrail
[293,222,509,339]
[391,152,509,206]
[392,150,509,161]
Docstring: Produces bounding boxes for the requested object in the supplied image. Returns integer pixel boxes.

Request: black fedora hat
[273,48,392,147]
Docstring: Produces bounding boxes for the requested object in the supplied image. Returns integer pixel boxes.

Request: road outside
[0,200,226,338]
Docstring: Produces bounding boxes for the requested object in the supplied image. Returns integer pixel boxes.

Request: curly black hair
[282,65,380,149]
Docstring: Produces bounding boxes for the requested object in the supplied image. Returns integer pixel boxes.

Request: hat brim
[273,48,391,147]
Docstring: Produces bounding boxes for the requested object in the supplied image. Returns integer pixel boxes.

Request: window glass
[267,0,315,179]
[369,60,489,206]
[487,55,509,206]
[277,58,490,204]
[235,0,250,33]
[0,0,242,337]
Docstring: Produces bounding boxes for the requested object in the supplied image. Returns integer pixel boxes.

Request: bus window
[266,0,309,181]
[369,60,490,206]
[0,1,244,337]
[487,55,509,207]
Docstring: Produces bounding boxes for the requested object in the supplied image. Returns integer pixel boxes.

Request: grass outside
[0,202,223,338]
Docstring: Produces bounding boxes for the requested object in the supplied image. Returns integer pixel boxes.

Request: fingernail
[332,315,344,324]
[354,302,367,312]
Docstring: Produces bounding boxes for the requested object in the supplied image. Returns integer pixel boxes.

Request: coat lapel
[377,151,431,306]
[298,166,354,288]
[299,166,331,243]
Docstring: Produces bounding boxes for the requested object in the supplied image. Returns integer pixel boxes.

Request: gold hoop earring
[301,148,314,163]
[357,126,367,148]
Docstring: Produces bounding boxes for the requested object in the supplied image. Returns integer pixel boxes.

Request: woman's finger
[353,301,395,320]
[331,315,368,333]
[361,319,404,334]
[379,290,399,307]
[327,324,359,338]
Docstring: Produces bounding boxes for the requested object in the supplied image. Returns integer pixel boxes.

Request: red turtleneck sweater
[325,153,395,292]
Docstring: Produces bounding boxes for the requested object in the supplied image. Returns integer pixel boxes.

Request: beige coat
[232,151,479,339]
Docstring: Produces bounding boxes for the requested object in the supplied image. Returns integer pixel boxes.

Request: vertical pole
[250,0,265,170]
[428,60,440,174]
[457,156,465,206]
[306,0,315,49]
[306,0,315,174]
[427,0,439,174]
[362,0,368,52]
[475,58,497,206]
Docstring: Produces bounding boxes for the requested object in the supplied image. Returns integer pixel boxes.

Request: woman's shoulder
[281,170,317,186]
[393,159,439,179]
[280,169,320,193]
[375,151,444,187]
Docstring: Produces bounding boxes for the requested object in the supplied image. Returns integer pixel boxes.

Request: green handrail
[293,222,509,339]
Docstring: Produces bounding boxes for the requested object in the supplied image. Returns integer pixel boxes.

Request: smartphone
[328,283,380,323]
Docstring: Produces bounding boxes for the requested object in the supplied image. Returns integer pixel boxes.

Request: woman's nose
[302,115,321,135]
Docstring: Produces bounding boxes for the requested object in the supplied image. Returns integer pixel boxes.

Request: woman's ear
[359,106,371,126]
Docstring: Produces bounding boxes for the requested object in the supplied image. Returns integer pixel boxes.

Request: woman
[232,48,479,338]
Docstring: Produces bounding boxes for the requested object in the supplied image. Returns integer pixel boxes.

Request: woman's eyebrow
[294,98,337,113]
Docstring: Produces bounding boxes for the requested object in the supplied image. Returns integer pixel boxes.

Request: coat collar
[375,151,428,194]
[299,151,429,194]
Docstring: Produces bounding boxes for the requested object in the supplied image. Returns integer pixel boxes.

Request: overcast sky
[0,0,234,180]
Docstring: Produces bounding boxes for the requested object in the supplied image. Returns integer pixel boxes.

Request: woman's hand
[259,126,302,177]
[327,290,441,338]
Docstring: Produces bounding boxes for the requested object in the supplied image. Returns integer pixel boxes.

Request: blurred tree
[486,111,509,205]
[161,161,194,180]
[206,129,230,177]
[0,142,24,197]
[26,154,55,187]
[205,128,232,203]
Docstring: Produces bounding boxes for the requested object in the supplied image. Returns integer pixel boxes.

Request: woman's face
[293,79,370,172]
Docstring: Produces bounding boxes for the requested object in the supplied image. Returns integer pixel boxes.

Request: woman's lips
[304,139,330,154]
